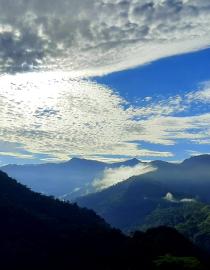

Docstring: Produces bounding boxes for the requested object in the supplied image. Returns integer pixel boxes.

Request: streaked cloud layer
[0,0,210,75]
[0,73,210,161]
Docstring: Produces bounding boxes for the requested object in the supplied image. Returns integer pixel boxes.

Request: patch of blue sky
[94,48,210,104]
[135,140,210,163]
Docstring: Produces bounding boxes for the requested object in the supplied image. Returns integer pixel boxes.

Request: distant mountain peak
[67,157,83,164]
[150,160,175,169]
[69,157,81,161]
[67,157,105,165]
[118,158,140,166]
[182,154,210,166]
[128,158,140,163]
[67,157,141,167]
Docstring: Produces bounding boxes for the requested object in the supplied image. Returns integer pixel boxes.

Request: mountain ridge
[76,154,210,233]
[1,157,141,199]
[0,170,207,269]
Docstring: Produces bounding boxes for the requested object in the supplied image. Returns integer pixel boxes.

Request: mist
[93,163,156,190]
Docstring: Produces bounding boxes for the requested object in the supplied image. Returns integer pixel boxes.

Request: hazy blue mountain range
[76,155,210,232]
[1,157,140,199]
[149,155,210,202]
[1,170,207,270]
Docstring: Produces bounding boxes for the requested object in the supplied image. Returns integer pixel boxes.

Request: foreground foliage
[141,201,210,252]
[0,170,209,269]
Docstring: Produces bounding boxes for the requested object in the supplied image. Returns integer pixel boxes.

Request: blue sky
[0,0,210,165]
[1,48,210,165]
[93,48,210,162]
[95,48,210,102]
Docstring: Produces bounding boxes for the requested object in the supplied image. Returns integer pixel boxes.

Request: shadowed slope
[0,170,207,270]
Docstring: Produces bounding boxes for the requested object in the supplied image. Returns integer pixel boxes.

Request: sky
[0,0,210,165]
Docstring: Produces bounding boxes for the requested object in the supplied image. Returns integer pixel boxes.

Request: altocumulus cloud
[0,0,210,75]
[0,72,173,160]
[0,73,210,161]
[1,0,210,162]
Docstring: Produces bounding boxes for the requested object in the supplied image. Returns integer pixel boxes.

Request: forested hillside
[141,201,210,253]
[0,170,208,270]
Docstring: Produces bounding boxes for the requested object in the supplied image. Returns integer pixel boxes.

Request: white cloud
[0,72,174,160]
[1,73,210,162]
[187,82,210,103]
[93,163,156,190]
[0,0,210,75]
[0,151,33,159]
[1,1,210,163]
[137,113,210,145]
[186,150,210,156]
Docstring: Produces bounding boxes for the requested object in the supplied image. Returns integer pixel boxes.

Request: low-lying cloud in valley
[93,163,156,190]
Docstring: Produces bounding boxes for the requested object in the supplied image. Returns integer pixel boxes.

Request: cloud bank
[0,0,210,75]
[93,163,156,190]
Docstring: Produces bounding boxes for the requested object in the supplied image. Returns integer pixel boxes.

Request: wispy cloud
[93,163,156,190]
[0,151,34,159]
[0,72,174,161]
[0,0,210,75]
[186,150,210,157]
[187,82,210,104]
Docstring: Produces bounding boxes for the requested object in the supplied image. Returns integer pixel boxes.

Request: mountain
[76,155,210,232]
[0,170,207,270]
[140,201,210,253]
[0,170,111,269]
[149,155,210,202]
[1,157,141,199]
[182,155,210,167]
[109,158,140,167]
[76,179,169,231]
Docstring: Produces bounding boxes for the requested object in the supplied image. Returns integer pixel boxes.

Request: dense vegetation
[0,170,208,269]
[76,178,169,231]
[141,201,210,253]
[75,155,210,257]
[76,155,210,231]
